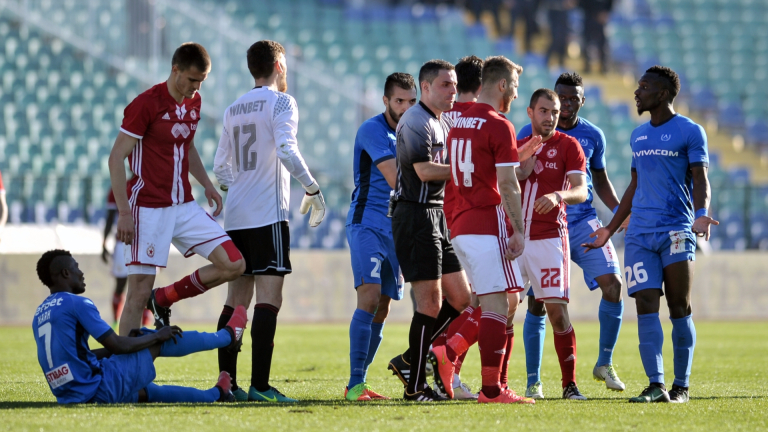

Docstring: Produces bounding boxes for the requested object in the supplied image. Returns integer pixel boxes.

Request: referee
[390,60,471,401]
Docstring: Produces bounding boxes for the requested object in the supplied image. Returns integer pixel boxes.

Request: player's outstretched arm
[517,135,544,162]
[413,161,451,182]
[108,132,138,245]
[691,166,719,240]
[583,171,637,251]
[497,165,525,260]
[100,326,183,355]
[188,140,223,217]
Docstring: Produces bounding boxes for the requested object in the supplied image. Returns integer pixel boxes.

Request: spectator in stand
[580,0,613,74]
[510,0,541,53]
[546,0,576,68]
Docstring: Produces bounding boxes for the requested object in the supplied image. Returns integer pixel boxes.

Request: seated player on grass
[33,249,247,404]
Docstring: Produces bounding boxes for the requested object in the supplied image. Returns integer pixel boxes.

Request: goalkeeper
[213,40,326,403]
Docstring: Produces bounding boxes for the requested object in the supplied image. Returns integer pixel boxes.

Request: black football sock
[216,305,238,390]
[251,303,279,392]
[402,299,460,363]
[406,311,436,394]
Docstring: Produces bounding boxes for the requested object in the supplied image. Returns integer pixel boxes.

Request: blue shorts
[90,348,156,404]
[569,217,621,290]
[624,230,696,297]
[346,224,404,301]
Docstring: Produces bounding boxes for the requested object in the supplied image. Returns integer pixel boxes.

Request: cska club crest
[147,244,155,258]
[547,148,558,158]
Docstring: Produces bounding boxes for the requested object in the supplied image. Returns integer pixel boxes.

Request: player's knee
[217,240,245,279]
[601,277,623,302]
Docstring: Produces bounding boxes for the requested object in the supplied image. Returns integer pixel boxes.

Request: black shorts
[391,201,462,283]
[227,221,291,276]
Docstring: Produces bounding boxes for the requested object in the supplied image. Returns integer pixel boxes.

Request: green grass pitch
[1,322,765,431]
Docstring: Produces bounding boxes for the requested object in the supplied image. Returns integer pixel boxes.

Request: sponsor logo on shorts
[46,364,74,389]
[147,244,155,258]
[669,230,686,255]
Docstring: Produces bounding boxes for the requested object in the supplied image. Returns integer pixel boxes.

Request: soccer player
[108,42,246,336]
[432,56,538,404]
[0,168,6,243]
[344,73,416,401]
[388,59,471,402]
[517,88,589,400]
[583,66,718,403]
[33,249,248,404]
[517,72,627,397]
[213,40,326,403]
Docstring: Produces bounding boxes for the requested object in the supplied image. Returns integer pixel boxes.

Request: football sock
[363,321,385,382]
[159,329,232,357]
[454,306,481,374]
[142,309,154,327]
[435,306,473,348]
[154,270,210,307]
[251,303,279,392]
[671,314,696,388]
[145,383,220,403]
[402,299,460,363]
[216,306,239,390]
[553,324,577,388]
[637,313,665,384]
[478,311,507,399]
[523,311,547,386]
[597,298,623,366]
[348,309,374,389]
[112,293,124,323]
[500,324,514,387]
[406,312,436,394]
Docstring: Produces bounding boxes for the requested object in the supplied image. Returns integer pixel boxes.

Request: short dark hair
[555,71,583,88]
[37,249,72,288]
[481,56,523,88]
[645,65,681,101]
[247,40,286,80]
[171,42,211,72]
[529,88,559,108]
[384,72,416,98]
[418,59,455,86]
[455,56,483,95]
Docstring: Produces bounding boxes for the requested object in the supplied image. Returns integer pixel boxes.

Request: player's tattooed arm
[691,166,719,240]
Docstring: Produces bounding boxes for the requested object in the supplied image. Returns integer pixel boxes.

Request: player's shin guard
[217,306,239,390]
[670,314,696,388]
[251,303,279,392]
[478,312,507,398]
[553,325,577,387]
[363,322,385,382]
[348,309,375,389]
[524,311,547,387]
[406,312,436,394]
[145,383,220,403]
[637,313,665,384]
[154,270,210,307]
[597,299,623,366]
[159,329,232,357]
[500,325,514,387]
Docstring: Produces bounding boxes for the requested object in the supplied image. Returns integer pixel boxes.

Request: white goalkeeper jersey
[214,86,316,231]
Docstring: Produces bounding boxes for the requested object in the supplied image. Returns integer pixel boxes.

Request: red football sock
[435,306,473,348]
[553,324,577,388]
[500,324,514,387]
[447,305,482,369]
[478,311,507,399]
[154,270,210,307]
[455,349,469,375]
[112,293,124,323]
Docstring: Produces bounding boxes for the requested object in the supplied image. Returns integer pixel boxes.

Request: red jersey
[519,131,586,240]
[448,103,520,238]
[120,82,201,208]
[443,101,474,229]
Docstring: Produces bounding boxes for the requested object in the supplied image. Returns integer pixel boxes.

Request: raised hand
[518,135,544,161]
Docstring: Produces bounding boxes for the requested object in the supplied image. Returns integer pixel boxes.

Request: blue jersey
[518,117,607,223]
[347,113,396,233]
[629,114,708,233]
[32,292,114,404]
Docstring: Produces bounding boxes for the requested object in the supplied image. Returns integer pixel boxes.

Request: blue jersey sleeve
[590,127,607,170]
[517,123,532,141]
[75,298,114,343]
[360,124,395,166]
[687,124,709,167]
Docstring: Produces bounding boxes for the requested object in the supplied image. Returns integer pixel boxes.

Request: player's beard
[500,89,515,113]
[387,103,403,124]
[277,73,288,93]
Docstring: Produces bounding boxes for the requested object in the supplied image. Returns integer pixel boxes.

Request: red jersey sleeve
[492,120,520,167]
[120,94,153,139]
[564,136,587,174]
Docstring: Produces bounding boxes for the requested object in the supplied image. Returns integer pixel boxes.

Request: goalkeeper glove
[300,182,326,227]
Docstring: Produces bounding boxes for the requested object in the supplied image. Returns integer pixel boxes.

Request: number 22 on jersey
[451,138,475,187]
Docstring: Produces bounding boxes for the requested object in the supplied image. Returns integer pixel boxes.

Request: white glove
[300,182,326,227]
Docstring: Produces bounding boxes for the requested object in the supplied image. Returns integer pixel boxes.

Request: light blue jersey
[347,114,396,233]
[518,117,607,223]
[629,114,708,234]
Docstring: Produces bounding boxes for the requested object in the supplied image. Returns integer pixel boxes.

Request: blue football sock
[362,321,385,383]
[637,313,665,384]
[348,309,374,389]
[597,298,624,366]
[670,314,696,388]
[159,329,231,357]
[523,311,547,387]
[145,383,220,403]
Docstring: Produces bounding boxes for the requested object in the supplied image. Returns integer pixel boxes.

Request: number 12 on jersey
[450,138,474,187]
[233,123,257,172]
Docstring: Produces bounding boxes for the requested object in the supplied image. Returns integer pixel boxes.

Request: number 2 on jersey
[233,123,257,172]
[38,322,54,369]
[450,138,474,187]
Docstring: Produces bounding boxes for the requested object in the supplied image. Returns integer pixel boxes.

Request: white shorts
[452,234,524,296]
[519,236,570,302]
[125,201,230,268]
[112,241,128,278]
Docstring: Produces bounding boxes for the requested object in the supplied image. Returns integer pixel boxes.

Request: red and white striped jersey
[120,82,201,208]
[518,131,586,240]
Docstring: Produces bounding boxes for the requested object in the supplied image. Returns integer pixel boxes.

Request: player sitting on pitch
[33,249,247,404]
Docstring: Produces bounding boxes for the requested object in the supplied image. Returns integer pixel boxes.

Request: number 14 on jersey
[451,138,474,187]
